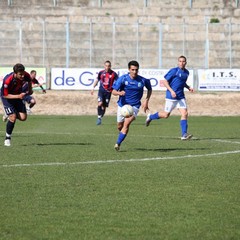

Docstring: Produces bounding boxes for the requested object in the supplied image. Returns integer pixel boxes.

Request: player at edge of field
[91,60,118,125]
[2,69,46,120]
[23,69,46,114]
[145,55,194,140]
[112,60,152,151]
[1,63,32,146]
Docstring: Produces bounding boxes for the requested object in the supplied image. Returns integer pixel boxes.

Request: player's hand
[143,106,149,113]
[119,91,125,96]
[91,89,94,95]
[142,101,149,113]
[171,90,177,98]
[189,87,194,93]
[19,93,26,99]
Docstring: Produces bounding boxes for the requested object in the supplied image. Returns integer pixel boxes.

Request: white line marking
[1,150,240,168]
[212,139,240,144]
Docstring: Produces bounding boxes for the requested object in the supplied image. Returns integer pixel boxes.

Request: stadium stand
[0,0,239,72]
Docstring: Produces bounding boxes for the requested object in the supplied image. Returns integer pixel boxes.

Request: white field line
[212,139,240,144]
[1,150,240,168]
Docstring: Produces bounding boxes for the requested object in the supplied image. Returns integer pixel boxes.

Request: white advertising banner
[51,68,99,90]
[51,68,194,91]
[198,69,240,91]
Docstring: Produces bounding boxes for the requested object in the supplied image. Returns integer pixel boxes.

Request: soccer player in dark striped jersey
[1,63,32,146]
[112,60,152,151]
[30,70,46,93]
[22,70,46,114]
[145,56,194,140]
[91,60,118,125]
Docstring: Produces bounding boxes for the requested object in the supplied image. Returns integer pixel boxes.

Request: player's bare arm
[91,79,99,95]
[142,89,152,113]
[163,79,176,98]
[185,84,194,93]
[112,89,125,96]
[4,92,26,100]
[38,84,46,93]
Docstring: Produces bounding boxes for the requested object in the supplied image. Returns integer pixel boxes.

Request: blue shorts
[1,97,26,115]
[98,89,112,107]
[23,94,33,104]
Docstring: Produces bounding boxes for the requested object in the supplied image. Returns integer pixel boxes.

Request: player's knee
[8,114,17,122]
[117,126,122,131]
[19,117,27,121]
[182,111,188,118]
[18,114,27,121]
[161,112,170,119]
[117,123,123,131]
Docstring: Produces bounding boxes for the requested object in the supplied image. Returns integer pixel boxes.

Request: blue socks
[150,112,160,120]
[148,113,188,137]
[180,119,188,136]
[117,132,126,145]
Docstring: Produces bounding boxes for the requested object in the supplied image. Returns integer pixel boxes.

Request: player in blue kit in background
[112,60,152,151]
[91,60,118,125]
[1,63,32,146]
[146,55,194,140]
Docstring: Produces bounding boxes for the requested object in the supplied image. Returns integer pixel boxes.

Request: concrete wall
[0,0,239,72]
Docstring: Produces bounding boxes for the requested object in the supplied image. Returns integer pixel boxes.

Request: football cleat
[181,133,193,140]
[145,113,152,127]
[96,118,102,125]
[2,115,8,122]
[26,107,32,114]
[4,139,11,147]
[114,144,120,151]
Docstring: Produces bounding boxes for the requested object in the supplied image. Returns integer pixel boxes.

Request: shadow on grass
[134,147,209,152]
[23,142,93,146]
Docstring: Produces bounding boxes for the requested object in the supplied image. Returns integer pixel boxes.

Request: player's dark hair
[105,60,111,65]
[178,55,187,62]
[30,70,36,74]
[128,60,139,69]
[13,63,25,73]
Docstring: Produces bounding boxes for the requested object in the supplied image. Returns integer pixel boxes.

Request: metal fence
[0,19,239,70]
[5,0,240,8]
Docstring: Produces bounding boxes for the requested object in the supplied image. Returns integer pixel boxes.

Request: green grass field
[0,115,240,240]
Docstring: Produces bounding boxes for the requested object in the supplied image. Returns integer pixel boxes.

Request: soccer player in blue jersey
[1,63,32,146]
[145,56,194,140]
[112,60,152,151]
[91,60,118,125]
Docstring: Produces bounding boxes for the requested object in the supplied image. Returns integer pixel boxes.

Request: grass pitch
[0,115,240,240]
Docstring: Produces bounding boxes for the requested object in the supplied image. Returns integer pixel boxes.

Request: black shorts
[98,89,112,107]
[1,98,26,115]
[23,94,33,104]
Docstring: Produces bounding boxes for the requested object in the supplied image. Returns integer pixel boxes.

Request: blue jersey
[113,73,152,108]
[164,67,189,100]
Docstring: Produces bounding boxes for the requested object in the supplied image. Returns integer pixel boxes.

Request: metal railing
[0,19,239,70]
[6,0,240,8]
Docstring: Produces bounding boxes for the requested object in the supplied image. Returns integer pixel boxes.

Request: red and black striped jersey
[1,71,31,97]
[97,69,118,92]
